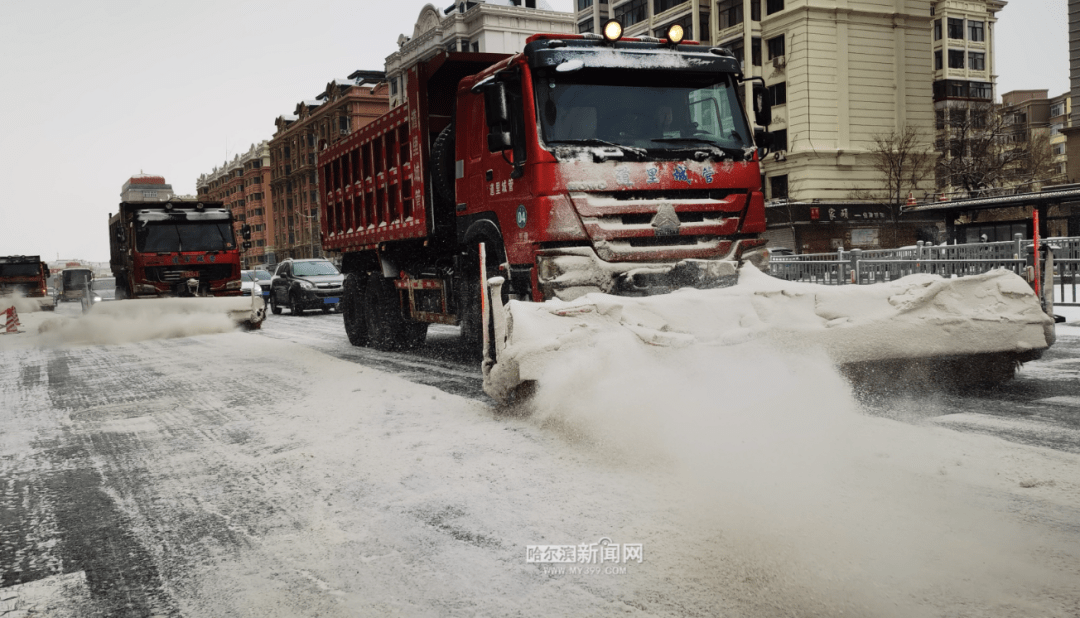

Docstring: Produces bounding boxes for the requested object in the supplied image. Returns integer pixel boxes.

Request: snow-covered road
[1,303,1079,617]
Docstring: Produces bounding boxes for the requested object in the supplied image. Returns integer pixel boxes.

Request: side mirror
[487,131,512,151]
[241,224,252,240]
[754,128,772,158]
[483,82,510,127]
[752,84,772,128]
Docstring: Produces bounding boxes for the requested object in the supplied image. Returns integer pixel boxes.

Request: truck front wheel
[364,273,405,351]
[342,274,369,346]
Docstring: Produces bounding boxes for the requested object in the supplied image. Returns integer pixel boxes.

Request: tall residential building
[269,73,389,261]
[1049,92,1070,182]
[385,0,574,109]
[196,142,273,268]
[1065,0,1080,182]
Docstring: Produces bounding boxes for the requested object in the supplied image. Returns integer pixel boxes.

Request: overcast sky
[0,0,1066,263]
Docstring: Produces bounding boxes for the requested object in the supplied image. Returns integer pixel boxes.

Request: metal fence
[769,235,1080,306]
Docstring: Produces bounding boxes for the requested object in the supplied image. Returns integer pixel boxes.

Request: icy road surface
[1,302,1079,617]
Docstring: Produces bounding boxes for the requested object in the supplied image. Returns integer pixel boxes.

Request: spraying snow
[515,316,1080,615]
[0,298,251,347]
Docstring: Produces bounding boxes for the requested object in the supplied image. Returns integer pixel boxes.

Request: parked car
[268,259,344,315]
[241,269,273,305]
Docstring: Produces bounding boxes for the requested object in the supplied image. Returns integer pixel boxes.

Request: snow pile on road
[0,299,250,347]
[485,266,1054,401]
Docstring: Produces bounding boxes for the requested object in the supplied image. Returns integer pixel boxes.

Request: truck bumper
[535,241,769,301]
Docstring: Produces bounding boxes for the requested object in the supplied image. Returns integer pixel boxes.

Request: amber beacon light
[603,20,623,42]
[666,24,685,44]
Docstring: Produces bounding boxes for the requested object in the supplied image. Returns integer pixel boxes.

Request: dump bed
[318,51,507,253]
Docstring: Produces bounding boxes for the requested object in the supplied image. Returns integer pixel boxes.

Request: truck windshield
[136,222,235,253]
[62,270,92,287]
[535,71,753,158]
[0,264,40,277]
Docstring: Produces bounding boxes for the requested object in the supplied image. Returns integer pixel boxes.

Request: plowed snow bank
[485,267,1054,400]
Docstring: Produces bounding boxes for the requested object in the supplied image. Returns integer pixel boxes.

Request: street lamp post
[299,212,317,259]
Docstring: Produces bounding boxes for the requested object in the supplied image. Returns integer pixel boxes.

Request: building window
[968,20,984,41]
[1053,143,1066,155]
[1052,123,1064,135]
[765,0,783,15]
[750,0,760,20]
[577,0,593,9]
[770,174,788,199]
[718,0,742,28]
[935,109,945,129]
[766,34,785,59]
[948,49,965,69]
[968,52,984,71]
[771,129,787,151]
[614,0,647,26]
[1051,103,1065,117]
[970,82,991,100]
[947,81,967,97]
[578,18,594,33]
[471,41,480,52]
[653,0,684,13]
[934,19,941,41]
[767,82,786,106]
[947,18,963,39]
[934,50,942,70]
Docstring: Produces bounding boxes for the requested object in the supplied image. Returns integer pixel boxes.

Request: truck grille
[569,191,749,262]
[146,264,234,283]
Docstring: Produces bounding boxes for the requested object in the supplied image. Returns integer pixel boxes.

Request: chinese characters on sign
[825,207,888,221]
[526,538,644,564]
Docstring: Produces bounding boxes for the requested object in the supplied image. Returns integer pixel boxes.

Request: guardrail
[769,234,1080,307]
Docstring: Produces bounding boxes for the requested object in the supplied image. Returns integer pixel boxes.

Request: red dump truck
[318,26,772,352]
[0,255,53,310]
[109,198,249,299]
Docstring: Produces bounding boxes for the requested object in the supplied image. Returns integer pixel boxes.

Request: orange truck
[0,255,53,310]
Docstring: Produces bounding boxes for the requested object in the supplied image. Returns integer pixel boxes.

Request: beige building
[386,0,575,108]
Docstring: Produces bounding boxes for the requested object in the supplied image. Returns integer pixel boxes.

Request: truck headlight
[226,279,242,290]
[298,280,315,290]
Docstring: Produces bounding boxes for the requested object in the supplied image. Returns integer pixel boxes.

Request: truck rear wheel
[364,273,405,351]
[431,125,456,204]
[342,273,369,346]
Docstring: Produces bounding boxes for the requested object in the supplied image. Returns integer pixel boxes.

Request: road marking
[1034,396,1080,407]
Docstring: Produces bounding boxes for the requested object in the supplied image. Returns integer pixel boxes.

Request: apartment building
[196,142,272,268]
[1050,92,1071,182]
[385,0,574,109]
[269,73,388,261]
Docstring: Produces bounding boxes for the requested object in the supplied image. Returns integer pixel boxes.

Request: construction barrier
[2,306,22,334]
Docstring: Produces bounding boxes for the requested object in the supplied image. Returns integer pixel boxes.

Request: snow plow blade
[482,266,1055,403]
[88,295,266,330]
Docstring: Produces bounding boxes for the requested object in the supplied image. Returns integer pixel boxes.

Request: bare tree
[935,102,1027,196]
[868,126,935,207]
[1009,129,1058,190]
[848,126,934,222]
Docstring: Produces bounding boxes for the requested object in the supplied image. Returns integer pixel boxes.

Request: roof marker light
[603,20,623,42]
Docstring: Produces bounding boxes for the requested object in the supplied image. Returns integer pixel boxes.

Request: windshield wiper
[548,139,647,161]
[649,137,747,161]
